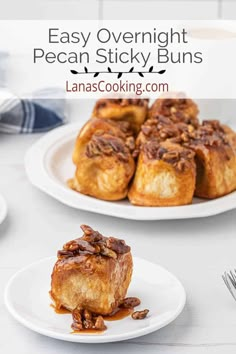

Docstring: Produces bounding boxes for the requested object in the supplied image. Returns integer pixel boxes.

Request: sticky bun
[68,118,136,201]
[179,120,236,199]
[50,225,133,315]
[128,140,196,206]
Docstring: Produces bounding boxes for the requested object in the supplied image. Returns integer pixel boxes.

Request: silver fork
[222,270,236,301]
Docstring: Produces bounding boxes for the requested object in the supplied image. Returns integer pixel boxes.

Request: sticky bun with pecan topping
[178,120,236,199]
[128,140,196,206]
[149,93,199,127]
[68,118,135,201]
[50,225,133,315]
[92,98,149,134]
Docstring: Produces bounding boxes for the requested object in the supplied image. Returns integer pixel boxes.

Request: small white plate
[4,256,186,343]
[25,122,236,220]
[0,193,7,225]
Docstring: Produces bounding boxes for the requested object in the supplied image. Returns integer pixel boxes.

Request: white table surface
[1,100,236,354]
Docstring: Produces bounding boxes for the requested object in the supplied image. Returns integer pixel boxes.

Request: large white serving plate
[25,123,236,220]
[0,193,7,225]
[4,256,186,343]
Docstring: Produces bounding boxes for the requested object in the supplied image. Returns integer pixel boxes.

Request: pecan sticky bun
[176,120,236,199]
[128,140,196,206]
[50,225,133,316]
[68,118,135,201]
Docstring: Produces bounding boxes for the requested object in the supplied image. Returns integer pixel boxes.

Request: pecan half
[63,239,97,254]
[121,297,141,308]
[72,309,83,324]
[106,237,131,254]
[71,321,83,331]
[132,309,149,320]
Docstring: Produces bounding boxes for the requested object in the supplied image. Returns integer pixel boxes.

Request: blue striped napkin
[0,88,66,134]
[0,50,66,134]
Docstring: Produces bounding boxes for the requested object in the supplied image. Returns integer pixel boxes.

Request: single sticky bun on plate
[149,93,199,127]
[92,98,149,134]
[178,120,236,199]
[128,140,196,206]
[68,118,136,201]
[50,225,133,316]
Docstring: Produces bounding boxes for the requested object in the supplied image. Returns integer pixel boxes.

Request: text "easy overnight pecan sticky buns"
[50,225,149,333]
[68,95,236,206]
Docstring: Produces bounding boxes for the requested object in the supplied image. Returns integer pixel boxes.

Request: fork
[222,270,236,301]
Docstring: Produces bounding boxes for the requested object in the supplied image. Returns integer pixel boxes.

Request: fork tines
[222,270,236,301]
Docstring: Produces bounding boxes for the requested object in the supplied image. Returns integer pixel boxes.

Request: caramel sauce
[50,303,133,335]
[71,329,106,335]
[50,303,71,314]
[103,307,133,321]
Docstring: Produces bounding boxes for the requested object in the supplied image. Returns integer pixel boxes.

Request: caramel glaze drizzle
[50,296,141,335]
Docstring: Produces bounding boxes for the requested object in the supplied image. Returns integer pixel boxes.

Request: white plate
[4,256,186,343]
[25,122,236,220]
[0,193,7,225]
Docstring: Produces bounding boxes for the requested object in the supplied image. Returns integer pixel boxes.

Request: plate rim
[4,255,186,344]
[24,122,236,220]
[0,193,7,225]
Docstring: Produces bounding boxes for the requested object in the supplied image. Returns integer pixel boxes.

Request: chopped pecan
[94,316,106,330]
[71,321,83,331]
[121,297,141,308]
[63,239,97,254]
[141,125,153,136]
[72,309,83,324]
[57,250,74,258]
[162,151,179,161]
[132,309,149,320]
[71,309,106,331]
[100,245,117,259]
[83,319,94,329]
[81,224,103,242]
[106,237,131,254]
[159,127,177,139]
[57,225,131,260]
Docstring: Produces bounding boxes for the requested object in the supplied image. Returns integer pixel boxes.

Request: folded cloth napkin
[0,88,66,134]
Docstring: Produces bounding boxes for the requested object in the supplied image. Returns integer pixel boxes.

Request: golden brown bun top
[149,93,199,127]
[85,131,135,162]
[57,225,131,261]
